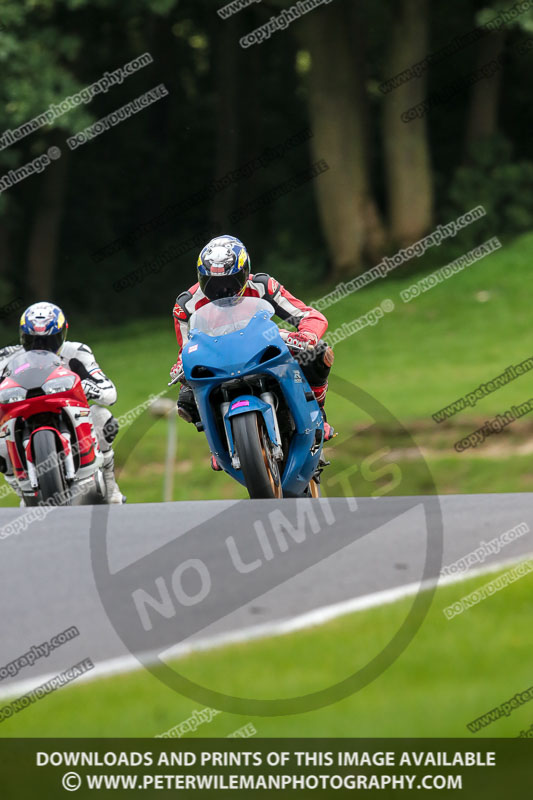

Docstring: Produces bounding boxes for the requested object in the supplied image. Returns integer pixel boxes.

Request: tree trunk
[464,30,506,155]
[348,0,387,262]
[297,0,386,278]
[383,0,433,247]
[26,146,69,299]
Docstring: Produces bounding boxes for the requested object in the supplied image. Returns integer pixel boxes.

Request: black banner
[1,738,531,797]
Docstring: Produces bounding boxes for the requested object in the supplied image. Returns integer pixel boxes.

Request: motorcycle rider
[170,235,335,470]
[0,302,125,503]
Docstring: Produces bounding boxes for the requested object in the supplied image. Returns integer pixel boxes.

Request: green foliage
[444,135,533,247]
[0,0,531,318]
[477,1,533,32]
[0,8,89,137]
[2,225,531,507]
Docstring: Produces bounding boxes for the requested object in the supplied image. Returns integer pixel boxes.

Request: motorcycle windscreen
[6,350,63,390]
[189,296,275,338]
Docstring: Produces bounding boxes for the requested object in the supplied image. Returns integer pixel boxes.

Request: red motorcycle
[0,349,107,506]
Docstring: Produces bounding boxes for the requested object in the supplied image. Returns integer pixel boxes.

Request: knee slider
[301,341,332,386]
[103,416,119,444]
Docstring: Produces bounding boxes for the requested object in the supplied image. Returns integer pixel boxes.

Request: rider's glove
[285,330,318,351]
[81,379,101,401]
[170,357,184,382]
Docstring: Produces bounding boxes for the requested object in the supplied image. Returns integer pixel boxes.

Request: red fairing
[7,440,25,478]
[0,367,87,423]
[48,365,75,382]
[47,367,88,407]
[26,427,71,464]
[77,421,97,466]
[0,378,21,391]
[0,393,87,422]
[0,357,100,491]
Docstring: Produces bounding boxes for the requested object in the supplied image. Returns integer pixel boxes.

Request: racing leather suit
[0,341,123,503]
[172,273,333,422]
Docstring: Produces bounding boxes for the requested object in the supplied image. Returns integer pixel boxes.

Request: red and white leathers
[0,342,124,503]
[173,274,327,349]
[172,273,330,403]
[170,272,333,439]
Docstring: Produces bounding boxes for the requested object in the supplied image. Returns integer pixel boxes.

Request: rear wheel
[32,429,70,505]
[232,412,283,499]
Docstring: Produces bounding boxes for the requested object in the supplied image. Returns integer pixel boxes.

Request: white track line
[1,551,532,701]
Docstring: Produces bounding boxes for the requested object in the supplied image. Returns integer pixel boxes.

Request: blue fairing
[182,306,324,496]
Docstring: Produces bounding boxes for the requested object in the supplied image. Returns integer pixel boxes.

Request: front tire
[308,477,321,497]
[32,429,70,505]
[232,412,282,499]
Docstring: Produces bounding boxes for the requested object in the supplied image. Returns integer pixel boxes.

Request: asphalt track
[0,493,531,695]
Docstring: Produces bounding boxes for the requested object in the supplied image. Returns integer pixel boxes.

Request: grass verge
[2,561,532,737]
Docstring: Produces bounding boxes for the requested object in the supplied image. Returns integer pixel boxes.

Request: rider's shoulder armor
[60,342,101,380]
[61,341,116,405]
[174,290,194,321]
[60,341,94,364]
[251,273,281,301]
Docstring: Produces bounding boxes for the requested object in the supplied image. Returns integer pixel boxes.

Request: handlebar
[168,373,183,387]
[279,329,313,352]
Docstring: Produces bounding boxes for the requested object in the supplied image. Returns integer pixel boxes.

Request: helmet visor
[21,331,66,353]
[199,268,248,301]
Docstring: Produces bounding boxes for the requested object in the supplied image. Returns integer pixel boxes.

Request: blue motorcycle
[175,296,326,499]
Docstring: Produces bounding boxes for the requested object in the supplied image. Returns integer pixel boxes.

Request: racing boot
[311,381,336,441]
[177,385,202,428]
[103,450,126,504]
[4,474,25,506]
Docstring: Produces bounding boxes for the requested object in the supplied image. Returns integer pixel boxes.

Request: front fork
[23,427,76,490]
[258,391,283,461]
[220,388,284,470]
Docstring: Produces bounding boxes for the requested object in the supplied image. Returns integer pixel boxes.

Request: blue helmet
[197,235,250,300]
[19,302,68,352]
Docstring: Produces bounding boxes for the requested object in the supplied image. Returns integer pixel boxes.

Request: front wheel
[32,429,70,505]
[232,412,282,499]
[308,477,321,498]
